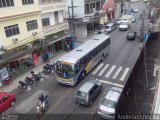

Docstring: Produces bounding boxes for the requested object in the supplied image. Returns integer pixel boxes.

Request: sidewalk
[0,40,86,93]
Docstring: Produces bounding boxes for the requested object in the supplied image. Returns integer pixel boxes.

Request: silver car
[75,80,102,106]
[97,87,122,119]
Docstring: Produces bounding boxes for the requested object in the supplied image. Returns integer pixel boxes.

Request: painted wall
[41,12,56,26]
[58,10,64,23]
[41,10,64,26]
[75,24,87,39]
[0,0,40,19]
[0,14,43,50]
[66,0,85,18]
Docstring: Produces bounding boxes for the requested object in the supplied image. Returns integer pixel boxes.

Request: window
[4,24,20,37]
[2,95,9,102]
[42,18,50,27]
[22,0,34,5]
[26,20,38,31]
[0,0,14,8]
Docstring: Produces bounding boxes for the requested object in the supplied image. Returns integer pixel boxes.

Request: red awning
[103,0,115,11]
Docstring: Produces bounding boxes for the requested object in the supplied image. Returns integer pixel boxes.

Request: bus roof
[57,34,110,64]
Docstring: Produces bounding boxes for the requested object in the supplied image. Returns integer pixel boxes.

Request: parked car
[105,23,117,33]
[75,80,102,105]
[97,87,122,120]
[132,16,136,23]
[0,92,16,113]
[96,29,107,34]
[116,18,122,25]
[144,0,148,3]
[127,31,137,40]
[130,7,139,13]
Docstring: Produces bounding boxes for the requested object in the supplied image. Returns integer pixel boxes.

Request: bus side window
[80,57,86,68]
[91,51,94,58]
[102,41,106,49]
[86,52,92,61]
[75,62,80,74]
[93,47,98,57]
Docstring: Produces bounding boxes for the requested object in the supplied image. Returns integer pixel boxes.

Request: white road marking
[92,63,104,75]
[99,79,124,88]
[112,66,123,79]
[98,64,110,76]
[120,68,130,81]
[105,65,116,78]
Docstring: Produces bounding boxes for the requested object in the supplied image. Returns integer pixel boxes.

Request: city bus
[55,35,110,86]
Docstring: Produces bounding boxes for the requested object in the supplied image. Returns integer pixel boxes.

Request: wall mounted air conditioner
[40,39,46,45]
[32,32,37,36]
[26,44,32,50]
[12,38,18,43]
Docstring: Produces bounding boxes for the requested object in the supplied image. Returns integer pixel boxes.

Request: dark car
[0,92,16,113]
[127,31,137,40]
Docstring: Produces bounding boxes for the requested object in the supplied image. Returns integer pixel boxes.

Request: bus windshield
[56,61,74,79]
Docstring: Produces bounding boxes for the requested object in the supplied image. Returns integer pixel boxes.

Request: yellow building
[0,0,44,51]
[0,0,71,82]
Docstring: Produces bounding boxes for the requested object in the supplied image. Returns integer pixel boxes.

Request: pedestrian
[67,44,70,52]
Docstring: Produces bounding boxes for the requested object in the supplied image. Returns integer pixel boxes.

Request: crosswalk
[92,63,130,82]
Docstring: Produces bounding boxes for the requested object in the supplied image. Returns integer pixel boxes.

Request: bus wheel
[82,71,86,78]
[101,55,104,61]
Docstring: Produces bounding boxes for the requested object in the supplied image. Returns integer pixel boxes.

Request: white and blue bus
[55,35,110,86]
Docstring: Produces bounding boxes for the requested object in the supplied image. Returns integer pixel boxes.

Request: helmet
[30,71,34,74]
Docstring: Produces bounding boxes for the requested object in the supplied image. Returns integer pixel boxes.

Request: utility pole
[140,10,145,44]
[68,6,71,31]
[68,0,76,35]
[128,0,131,15]
[121,0,124,15]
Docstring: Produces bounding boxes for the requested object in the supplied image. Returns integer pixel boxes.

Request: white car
[144,0,148,3]
[130,7,139,13]
[119,21,130,31]
[97,87,122,119]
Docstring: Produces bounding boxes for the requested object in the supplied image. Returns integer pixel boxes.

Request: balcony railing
[39,0,66,12]
[43,22,68,36]
[39,0,66,5]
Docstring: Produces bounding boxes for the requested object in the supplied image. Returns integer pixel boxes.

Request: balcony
[43,22,68,36]
[39,0,66,13]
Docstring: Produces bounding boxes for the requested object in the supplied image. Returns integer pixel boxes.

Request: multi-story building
[39,0,68,36]
[0,0,43,52]
[0,0,69,82]
[66,0,101,39]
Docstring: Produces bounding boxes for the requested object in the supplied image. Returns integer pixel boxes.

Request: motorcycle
[18,81,32,91]
[36,96,48,118]
[43,64,54,74]
[30,71,44,82]
[25,77,33,85]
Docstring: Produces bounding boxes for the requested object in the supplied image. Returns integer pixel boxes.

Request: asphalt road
[3,1,150,120]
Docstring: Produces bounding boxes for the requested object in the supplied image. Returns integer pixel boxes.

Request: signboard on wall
[32,53,39,65]
[0,67,9,81]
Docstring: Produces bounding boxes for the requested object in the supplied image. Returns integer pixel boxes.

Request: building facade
[0,0,69,85]
[66,0,101,39]
[0,0,43,52]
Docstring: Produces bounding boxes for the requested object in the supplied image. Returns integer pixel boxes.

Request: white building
[66,0,101,39]
[39,0,68,37]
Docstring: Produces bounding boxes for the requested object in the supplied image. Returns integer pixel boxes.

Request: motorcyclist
[19,81,27,88]
[39,94,46,103]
